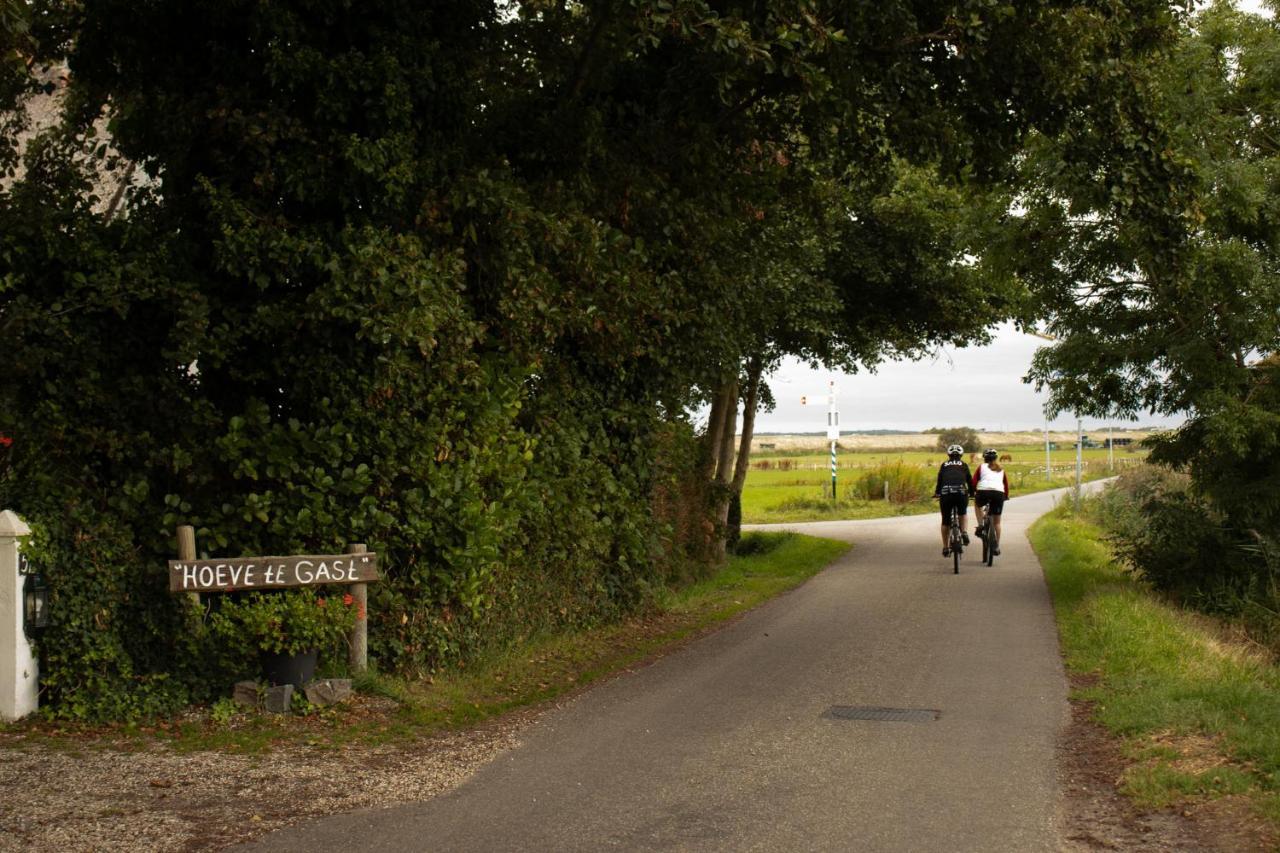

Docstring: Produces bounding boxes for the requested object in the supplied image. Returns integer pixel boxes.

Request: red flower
[342,593,354,606]
[0,435,12,448]
[316,597,326,607]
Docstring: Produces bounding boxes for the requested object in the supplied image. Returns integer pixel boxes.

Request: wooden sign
[168,553,379,593]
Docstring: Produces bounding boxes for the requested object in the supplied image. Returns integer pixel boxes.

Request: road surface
[245,482,1105,852]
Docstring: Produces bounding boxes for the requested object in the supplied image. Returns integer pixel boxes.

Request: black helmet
[946,444,963,458]
[983,449,998,462]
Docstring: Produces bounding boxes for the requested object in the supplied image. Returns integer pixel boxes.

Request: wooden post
[177,525,199,608]
[346,543,368,674]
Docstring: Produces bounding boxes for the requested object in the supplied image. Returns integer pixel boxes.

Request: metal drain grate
[823,705,940,723]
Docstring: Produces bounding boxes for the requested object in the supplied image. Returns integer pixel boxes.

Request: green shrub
[1097,467,1280,630]
[849,461,934,504]
[726,491,743,555]
[210,590,357,657]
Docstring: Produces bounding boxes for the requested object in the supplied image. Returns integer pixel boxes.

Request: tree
[936,427,982,455]
[0,0,1185,717]
[1006,3,1280,550]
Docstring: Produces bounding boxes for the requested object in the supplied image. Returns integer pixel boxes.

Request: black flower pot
[260,649,318,688]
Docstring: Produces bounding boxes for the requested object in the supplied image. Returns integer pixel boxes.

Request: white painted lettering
[295,560,314,584]
[313,561,333,582]
[243,565,257,587]
[183,563,197,589]
[198,565,214,588]
[215,565,228,588]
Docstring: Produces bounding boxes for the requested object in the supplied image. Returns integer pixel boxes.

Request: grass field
[741,444,1144,523]
[1030,504,1280,834]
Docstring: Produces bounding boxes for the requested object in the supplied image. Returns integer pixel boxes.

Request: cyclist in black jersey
[934,444,974,557]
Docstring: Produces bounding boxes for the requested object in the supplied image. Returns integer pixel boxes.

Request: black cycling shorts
[975,490,1006,516]
[939,492,968,523]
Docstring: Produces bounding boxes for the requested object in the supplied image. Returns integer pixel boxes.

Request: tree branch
[564,1,615,103]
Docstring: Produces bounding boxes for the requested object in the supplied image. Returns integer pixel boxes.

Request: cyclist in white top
[972,449,1010,554]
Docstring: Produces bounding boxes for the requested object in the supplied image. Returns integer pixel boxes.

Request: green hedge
[1096,467,1280,644]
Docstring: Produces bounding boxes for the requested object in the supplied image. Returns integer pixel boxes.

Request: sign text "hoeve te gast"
[168,553,379,592]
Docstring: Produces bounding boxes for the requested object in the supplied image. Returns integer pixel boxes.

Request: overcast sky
[747,323,1186,435]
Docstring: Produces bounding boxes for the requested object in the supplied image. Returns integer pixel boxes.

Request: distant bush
[935,427,980,454]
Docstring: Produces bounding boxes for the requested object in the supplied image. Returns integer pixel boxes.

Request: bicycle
[977,511,999,566]
[947,506,964,574]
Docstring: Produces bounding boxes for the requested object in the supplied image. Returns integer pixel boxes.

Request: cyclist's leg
[958,496,970,543]
[939,497,952,552]
[941,495,963,554]
[989,494,1005,552]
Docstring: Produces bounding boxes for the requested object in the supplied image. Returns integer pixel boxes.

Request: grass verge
[1,532,848,754]
[1029,505,1280,830]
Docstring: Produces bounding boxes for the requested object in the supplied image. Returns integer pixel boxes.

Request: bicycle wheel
[981,521,990,564]
[952,514,961,574]
[986,527,998,566]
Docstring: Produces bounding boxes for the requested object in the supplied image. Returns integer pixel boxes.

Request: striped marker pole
[830,440,837,499]
[804,382,840,500]
[827,380,839,500]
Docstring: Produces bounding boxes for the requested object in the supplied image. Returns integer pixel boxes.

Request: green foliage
[725,492,742,555]
[21,510,201,721]
[209,590,356,657]
[209,697,238,727]
[934,427,981,454]
[1096,468,1280,639]
[0,0,1183,719]
[1011,5,1280,597]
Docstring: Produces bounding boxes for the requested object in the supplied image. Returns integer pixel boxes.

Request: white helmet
[947,444,964,457]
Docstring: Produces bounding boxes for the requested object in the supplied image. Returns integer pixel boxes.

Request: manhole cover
[823,705,940,722]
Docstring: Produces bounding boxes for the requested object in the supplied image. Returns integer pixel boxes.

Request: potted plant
[210,589,356,688]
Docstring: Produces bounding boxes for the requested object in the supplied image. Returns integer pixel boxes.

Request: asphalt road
[245,482,1106,852]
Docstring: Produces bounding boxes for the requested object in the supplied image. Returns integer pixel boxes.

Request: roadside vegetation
[742,444,1139,524]
[1030,482,1280,832]
[0,532,847,753]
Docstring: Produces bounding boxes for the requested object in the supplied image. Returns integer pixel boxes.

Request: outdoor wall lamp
[19,553,49,637]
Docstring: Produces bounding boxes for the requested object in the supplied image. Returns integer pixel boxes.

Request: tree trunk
[714,380,738,486]
[731,355,763,498]
[711,379,739,561]
[701,387,728,483]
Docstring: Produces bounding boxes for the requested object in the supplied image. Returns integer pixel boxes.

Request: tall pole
[347,543,369,673]
[1108,424,1114,471]
[178,525,200,609]
[1075,417,1083,506]
[830,440,837,500]
[827,380,838,500]
[1044,415,1051,481]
